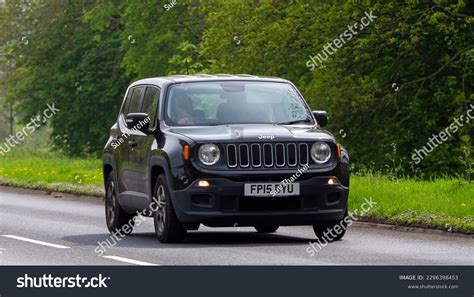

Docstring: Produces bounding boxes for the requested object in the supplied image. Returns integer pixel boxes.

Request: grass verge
[0,149,103,196]
[0,150,472,233]
[351,174,473,234]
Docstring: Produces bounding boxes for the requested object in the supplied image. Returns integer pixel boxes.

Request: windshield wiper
[278,118,313,125]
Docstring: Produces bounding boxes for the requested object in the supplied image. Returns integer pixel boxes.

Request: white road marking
[103,255,158,266]
[2,235,70,249]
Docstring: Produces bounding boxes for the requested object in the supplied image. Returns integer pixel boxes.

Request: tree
[4,0,129,156]
[120,0,206,78]
[197,0,473,176]
[1,0,471,177]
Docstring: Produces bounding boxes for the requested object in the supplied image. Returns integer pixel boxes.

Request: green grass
[0,149,103,196]
[0,150,472,233]
[351,174,473,233]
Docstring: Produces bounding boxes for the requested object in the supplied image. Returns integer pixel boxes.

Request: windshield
[165,81,313,126]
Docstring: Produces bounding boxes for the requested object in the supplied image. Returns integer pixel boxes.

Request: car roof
[129,74,290,88]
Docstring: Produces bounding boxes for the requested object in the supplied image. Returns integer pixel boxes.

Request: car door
[114,88,133,196]
[127,86,160,209]
[117,86,146,207]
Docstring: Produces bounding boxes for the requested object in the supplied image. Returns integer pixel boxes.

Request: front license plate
[244,183,300,197]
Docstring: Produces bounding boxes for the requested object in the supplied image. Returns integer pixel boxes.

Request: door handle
[128,140,138,148]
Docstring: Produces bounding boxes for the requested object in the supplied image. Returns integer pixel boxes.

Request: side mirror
[312,110,328,127]
[125,113,151,134]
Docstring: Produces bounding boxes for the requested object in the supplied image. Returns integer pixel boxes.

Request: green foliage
[168,41,207,75]
[197,0,473,177]
[303,1,474,177]
[120,0,204,78]
[0,0,472,177]
[1,0,129,156]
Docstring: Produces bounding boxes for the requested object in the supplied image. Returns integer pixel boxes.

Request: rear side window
[126,87,145,115]
[141,87,160,127]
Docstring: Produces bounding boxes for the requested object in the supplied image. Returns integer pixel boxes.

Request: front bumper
[170,176,349,227]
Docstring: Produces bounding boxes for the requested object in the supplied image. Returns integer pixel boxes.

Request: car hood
[168,124,335,143]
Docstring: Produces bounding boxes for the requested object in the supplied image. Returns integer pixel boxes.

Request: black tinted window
[141,87,160,126]
[127,87,144,115]
[122,89,133,115]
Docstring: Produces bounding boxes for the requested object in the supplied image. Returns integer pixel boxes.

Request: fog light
[328,178,337,185]
[198,180,210,187]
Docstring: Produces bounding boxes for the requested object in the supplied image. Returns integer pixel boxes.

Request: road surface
[1,187,472,265]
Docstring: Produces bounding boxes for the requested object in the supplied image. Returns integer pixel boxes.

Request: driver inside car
[171,94,195,125]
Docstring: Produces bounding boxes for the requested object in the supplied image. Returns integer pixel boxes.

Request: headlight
[198,144,221,165]
[311,142,331,164]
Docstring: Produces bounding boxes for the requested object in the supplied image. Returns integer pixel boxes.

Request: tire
[254,225,279,233]
[313,211,348,241]
[105,172,135,234]
[153,174,187,243]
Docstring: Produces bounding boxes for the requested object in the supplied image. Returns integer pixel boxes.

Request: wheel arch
[102,153,116,187]
[149,155,175,199]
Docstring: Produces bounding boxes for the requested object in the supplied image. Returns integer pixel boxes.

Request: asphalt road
[0,187,472,266]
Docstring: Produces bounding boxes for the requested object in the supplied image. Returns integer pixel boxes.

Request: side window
[121,89,133,115]
[126,87,145,116]
[141,87,160,127]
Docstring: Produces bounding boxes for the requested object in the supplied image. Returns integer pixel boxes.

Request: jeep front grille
[226,143,309,168]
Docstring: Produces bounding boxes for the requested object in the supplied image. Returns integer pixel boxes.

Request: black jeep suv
[103,75,350,243]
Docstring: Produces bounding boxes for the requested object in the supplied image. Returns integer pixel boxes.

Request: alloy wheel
[106,180,116,225]
[155,185,167,234]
